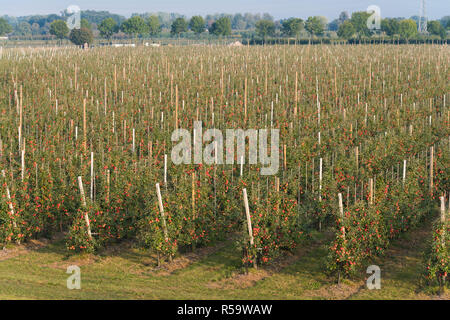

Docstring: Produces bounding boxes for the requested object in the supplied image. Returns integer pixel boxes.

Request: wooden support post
[175,85,178,129]
[106,169,110,204]
[112,111,115,133]
[192,172,196,219]
[369,178,374,205]
[402,159,406,185]
[114,65,117,99]
[90,152,94,200]
[2,170,17,228]
[243,188,256,269]
[156,183,169,242]
[294,71,298,116]
[132,128,135,154]
[244,78,247,123]
[338,193,344,217]
[21,149,25,181]
[439,195,446,295]
[18,126,21,153]
[83,98,87,153]
[123,120,126,144]
[104,78,107,113]
[338,193,345,237]
[77,176,92,239]
[440,196,446,224]
[319,158,323,202]
[430,146,434,192]
[164,154,167,185]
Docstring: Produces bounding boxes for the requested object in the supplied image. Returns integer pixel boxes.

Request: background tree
[15,22,32,36]
[232,13,247,30]
[350,11,372,38]
[0,17,12,36]
[147,16,161,37]
[317,16,328,31]
[262,13,274,21]
[121,16,148,38]
[189,16,205,34]
[337,20,355,39]
[80,18,92,30]
[305,16,325,37]
[69,27,93,46]
[328,19,339,31]
[31,23,41,35]
[255,19,275,41]
[398,19,418,41]
[440,16,450,29]
[209,17,231,36]
[427,20,446,39]
[381,18,400,36]
[281,18,304,37]
[49,20,69,42]
[99,18,118,41]
[329,11,350,31]
[171,17,188,36]
[339,11,350,23]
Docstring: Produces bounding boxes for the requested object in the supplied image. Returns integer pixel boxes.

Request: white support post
[2,170,17,228]
[164,154,167,185]
[21,149,25,181]
[77,176,92,239]
[402,159,407,185]
[90,152,94,200]
[156,183,169,241]
[243,188,254,246]
[319,158,323,201]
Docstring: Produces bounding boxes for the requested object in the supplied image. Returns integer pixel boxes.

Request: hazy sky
[1,0,449,20]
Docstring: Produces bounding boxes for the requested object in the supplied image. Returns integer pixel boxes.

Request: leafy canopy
[171,17,188,35]
[281,18,304,37]
[69,27,94,46]
[121,16,148,36]
[189,16,205,34]
[398,19,418,40]
[337,20,355,39]
[49,20,69,39]
[98,18,118,39]
[255,19,276,39]
[147,16,161,36]
[209,17,231,36]
[305,16,325,36]
[0,17,12,36]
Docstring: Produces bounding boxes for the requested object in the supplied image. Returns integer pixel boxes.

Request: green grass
[0,221,447,300]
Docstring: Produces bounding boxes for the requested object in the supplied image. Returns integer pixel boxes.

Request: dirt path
[306,217,449,300]
[151,239,233,276]
[208,231,333,290]
[0,233,65,262]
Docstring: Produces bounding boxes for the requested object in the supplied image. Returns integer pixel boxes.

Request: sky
[1,0,449,20]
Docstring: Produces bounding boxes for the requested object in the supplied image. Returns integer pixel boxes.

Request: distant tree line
[0,10,449,43]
